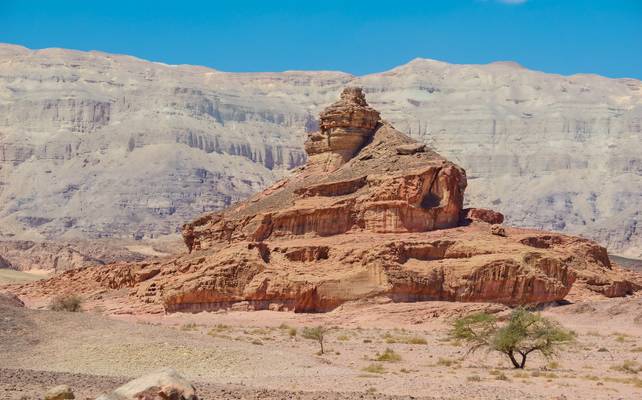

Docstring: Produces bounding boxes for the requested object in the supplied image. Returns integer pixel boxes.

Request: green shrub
[49,294,82,312]
[375,348,402,362]
[362,364,385,374]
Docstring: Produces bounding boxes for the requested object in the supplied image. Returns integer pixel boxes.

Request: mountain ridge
[0,44,640,258]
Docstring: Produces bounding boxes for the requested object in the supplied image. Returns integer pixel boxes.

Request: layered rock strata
[10,88,641,314]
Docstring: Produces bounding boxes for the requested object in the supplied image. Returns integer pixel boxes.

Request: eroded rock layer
[10,88,641,313]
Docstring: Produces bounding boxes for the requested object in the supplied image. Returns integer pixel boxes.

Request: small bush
[375,348,402,362]
[362,364,386,374]
[436,357,457,367]
[288,327,297,337]
[337,334,350,341]
[547,361,560,370]
[49,294,82,312]
[467,375,482,382]
[181,323,200,331]
[494,372,510,381]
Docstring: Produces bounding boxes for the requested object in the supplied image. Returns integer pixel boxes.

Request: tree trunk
[507,351,523,369]
[319,339,324,354]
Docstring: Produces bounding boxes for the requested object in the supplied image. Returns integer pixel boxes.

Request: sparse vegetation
[382,332,428,345]
[467,375,482,382]
[362,364,386,374]
[302,326,328,354]
[49,294,82,312]
[450,308,574,369]
[374,348,402,362]
[494,372,510,381]
[181,323,200,331]
[611,360,642,374]
[436,357,458,367]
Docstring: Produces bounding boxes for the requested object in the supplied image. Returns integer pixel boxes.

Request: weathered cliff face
[11,89,639,314]
[0,240,149,272]
[0,44,640,258]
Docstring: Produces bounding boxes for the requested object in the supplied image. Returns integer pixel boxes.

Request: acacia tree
[302,326,328,354]
[450,308,574,369]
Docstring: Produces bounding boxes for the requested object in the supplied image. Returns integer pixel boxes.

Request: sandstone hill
[11,88,640,314]
[0,44,640,259]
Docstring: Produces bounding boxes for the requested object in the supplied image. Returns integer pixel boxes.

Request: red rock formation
[461,208,505,225]
[9,87,641,314]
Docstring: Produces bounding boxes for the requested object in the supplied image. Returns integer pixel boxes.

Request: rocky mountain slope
[0,44,640,257]
[11,88,639,314]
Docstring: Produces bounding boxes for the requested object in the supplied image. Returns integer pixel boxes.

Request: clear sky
[1,0,641,79]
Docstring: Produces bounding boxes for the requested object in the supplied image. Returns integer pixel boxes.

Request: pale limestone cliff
[0,44,640,258]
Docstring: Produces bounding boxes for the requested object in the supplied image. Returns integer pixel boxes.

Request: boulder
[396,143,426,155]
[44,385,74,400]
[461,208,505,225]
[0,254,12,269]
[491,224,507,237]
[0,292,25,308]
[96,368,197,400]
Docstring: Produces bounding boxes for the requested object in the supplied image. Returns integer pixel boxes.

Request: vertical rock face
[306,87,381,166]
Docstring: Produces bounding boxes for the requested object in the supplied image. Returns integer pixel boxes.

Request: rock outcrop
[0,240,148,272]
[182,88,466,253]
[96,368,197,400]
[44,385,75,400]
[10,89,640,314]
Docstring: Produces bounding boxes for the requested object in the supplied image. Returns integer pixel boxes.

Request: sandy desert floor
[1,293,642,400]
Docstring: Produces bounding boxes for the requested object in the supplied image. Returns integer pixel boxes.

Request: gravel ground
[1,297,641,400]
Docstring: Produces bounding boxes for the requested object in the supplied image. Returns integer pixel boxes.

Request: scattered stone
[44,385,74,400]
[395,143,426,155]
[491,224,507,237]
[96,368,197,400]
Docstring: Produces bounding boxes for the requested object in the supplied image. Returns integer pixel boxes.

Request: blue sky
[1,0,641,78]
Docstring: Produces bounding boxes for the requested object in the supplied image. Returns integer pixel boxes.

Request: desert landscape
[1,4,641,398]
[2,83,642,400]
